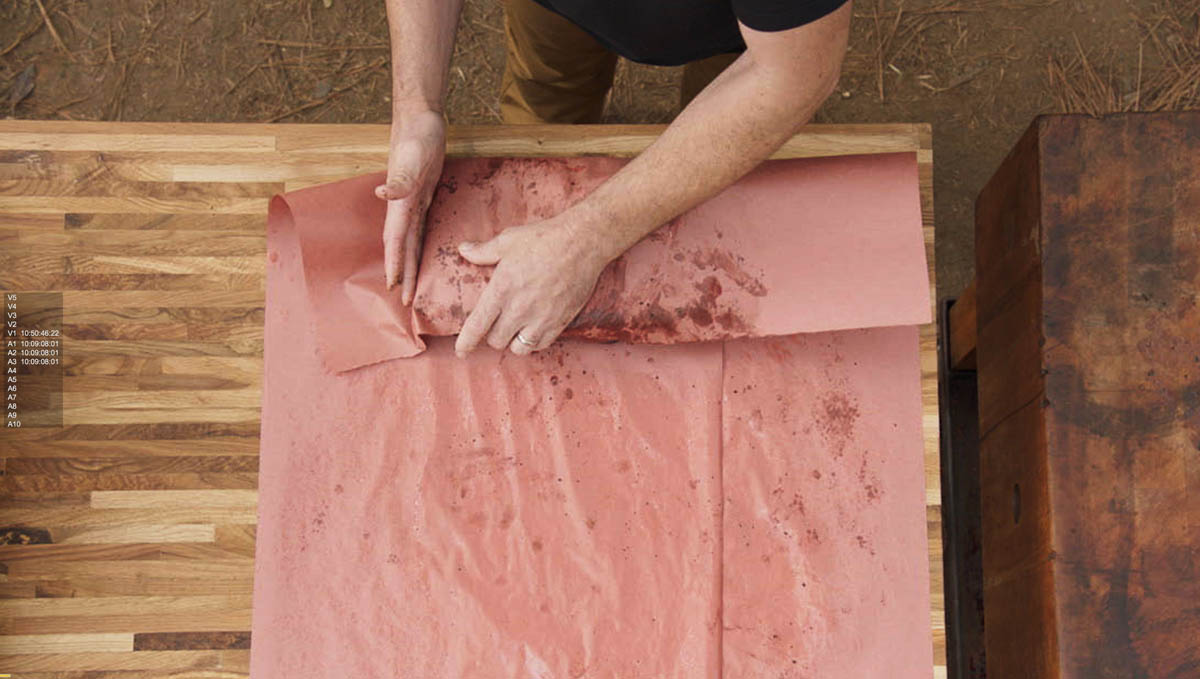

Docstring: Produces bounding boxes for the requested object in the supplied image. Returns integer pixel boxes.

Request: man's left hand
[454,215,610,357]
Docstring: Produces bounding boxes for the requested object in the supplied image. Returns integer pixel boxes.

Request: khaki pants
[499,0,740,124]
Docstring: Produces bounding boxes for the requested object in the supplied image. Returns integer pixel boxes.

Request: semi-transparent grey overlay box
[5,291,64,429]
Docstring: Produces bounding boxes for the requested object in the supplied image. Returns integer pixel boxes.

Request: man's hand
[449,3,852,355]
[454,215,611,357]
[375,110,446,305]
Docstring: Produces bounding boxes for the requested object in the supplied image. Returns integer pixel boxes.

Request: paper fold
[273,153,930,373]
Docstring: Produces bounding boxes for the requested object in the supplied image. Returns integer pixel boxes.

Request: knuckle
[537,327,563,350]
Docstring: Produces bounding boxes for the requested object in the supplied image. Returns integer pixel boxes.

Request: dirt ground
[3,0,1198,299]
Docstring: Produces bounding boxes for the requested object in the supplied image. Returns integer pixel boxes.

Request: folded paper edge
[269,190,427,375]
[281,154,932,374]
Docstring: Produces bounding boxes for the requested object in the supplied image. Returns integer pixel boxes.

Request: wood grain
[0,121,941,676]
[948,280,976,370]
[975,112,1200,678]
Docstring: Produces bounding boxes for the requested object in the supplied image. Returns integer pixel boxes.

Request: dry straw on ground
[1048,0,1200,116]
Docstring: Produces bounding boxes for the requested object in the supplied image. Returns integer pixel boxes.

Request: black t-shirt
[531,0,849,66]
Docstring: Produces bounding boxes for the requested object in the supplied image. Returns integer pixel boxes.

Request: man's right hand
[375,109,446,306]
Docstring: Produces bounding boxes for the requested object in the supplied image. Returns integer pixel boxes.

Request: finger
[401,218,421,306]
[456,285,503,357]
[486,308,525,351]
[508,326,539,356]
[382,200,407,290]
[374,172,416,201]
[531,320,568,353]
[457,234,506,266]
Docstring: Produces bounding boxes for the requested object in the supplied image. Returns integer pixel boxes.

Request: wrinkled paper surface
[250,153,935,678]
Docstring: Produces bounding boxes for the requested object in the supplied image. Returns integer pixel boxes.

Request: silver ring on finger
[515,332,537,348]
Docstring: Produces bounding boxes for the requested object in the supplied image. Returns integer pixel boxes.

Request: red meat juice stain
[567,300,678,344]
[676,275,723,327]
[463,158,505,189]
[689,248,767,297]
[815,391,860,458]
[567,266,753,342]
[857,454,884,502]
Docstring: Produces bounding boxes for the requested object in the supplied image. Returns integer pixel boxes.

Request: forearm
[385,0,464,118]
[567,51,839,262]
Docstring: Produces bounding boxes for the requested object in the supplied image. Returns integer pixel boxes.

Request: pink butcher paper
[250,153,934,678]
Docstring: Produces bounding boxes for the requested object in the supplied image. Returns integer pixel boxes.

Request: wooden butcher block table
[947,112,1200,679]
[0,121,943,678]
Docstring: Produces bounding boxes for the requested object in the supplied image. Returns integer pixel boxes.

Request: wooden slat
[0,542,253,564]
[0,507,257,528]
[2,559,253,581]
[0,131,276,152]
[949,279,977,370]
[0,649,248,672]
[0,438,259,459]
[0,633,133,653]
[0,195,270,214]
[6,471,248,492]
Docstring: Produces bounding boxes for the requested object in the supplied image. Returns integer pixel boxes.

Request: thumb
[458,235,506,266]
[374,170,416,201]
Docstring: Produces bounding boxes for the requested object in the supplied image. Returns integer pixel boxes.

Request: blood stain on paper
[675,275,724,327]
[814,391,860,458]
[857,455,884,502]
[465,158,505,189]
[568,300,678,344]
[689,248,768,297]
[855,534,876,555]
